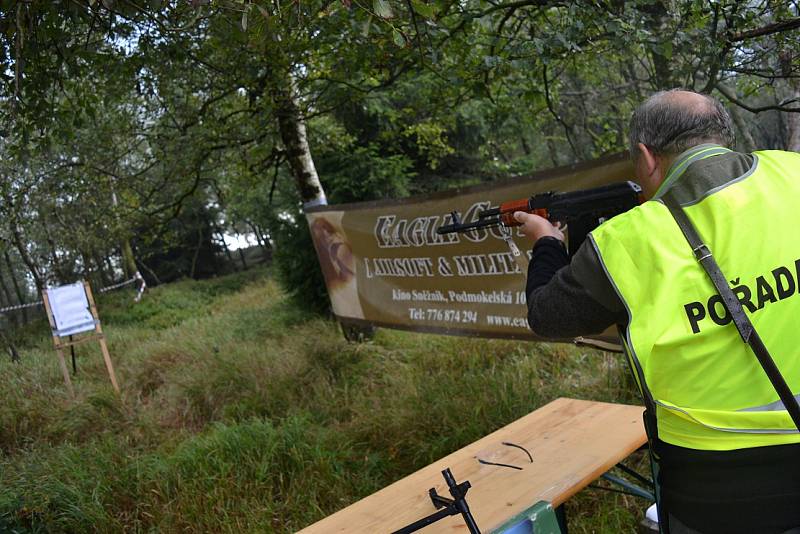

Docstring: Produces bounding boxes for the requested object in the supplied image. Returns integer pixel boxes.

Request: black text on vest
[683,259,800,334]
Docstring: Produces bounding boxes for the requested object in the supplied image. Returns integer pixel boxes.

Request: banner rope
[0,272,147,315]
[0,301,43,313]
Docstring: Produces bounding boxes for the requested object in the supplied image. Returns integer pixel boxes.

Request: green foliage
[272,214,332,316]
[3,0,797,305]
[401,121,455,170]
[319,144,415,203]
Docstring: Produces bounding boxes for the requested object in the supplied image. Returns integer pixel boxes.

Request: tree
[0,0,797,313]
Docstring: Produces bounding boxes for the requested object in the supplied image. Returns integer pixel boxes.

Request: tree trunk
[110,186,138,279]
[273,74,328,206]
[213,224,236,270]
[80,251,99,288]
[545,130,560,168]
[222,235,236,267]
[11,225,44,295]
[138,259,162,286]
[0,327,20,363]
[520,134,532,157]
[189,227,203,279]
[248,221,271,250]
[0,270,19,328]
[120,238,137,279]
[729,105,757,153]
[785,86,800,152]
[247,222,264,248]
[0,267,15,310]
[91,251,112,286]
[103,254,116,281]
[4,249,28,323]
[43,221,66,283]
[642,1,674,89]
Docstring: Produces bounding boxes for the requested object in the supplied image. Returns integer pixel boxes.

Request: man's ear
[637,143,658,177]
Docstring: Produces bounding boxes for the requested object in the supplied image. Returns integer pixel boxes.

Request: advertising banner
[306,153,634,346]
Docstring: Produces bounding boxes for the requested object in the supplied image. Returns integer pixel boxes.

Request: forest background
[0,0,798,316]
[0,0,800,531]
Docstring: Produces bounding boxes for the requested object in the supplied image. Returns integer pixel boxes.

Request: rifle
[437,181,643,257]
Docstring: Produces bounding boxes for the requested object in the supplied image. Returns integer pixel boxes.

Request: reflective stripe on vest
[590,149,800,451]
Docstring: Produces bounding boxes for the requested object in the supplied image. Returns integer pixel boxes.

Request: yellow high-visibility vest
[590,148,800,450]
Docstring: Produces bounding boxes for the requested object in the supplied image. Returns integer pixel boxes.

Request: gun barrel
[436,216,501,235]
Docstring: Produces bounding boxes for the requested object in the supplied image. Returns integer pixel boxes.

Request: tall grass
[0,267,647,533]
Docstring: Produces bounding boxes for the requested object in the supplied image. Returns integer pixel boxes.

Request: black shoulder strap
[663,194,800,432]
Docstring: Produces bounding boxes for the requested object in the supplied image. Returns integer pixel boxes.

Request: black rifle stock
[437,181,643,256]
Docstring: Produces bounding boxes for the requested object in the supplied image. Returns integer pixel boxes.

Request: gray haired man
[515,90,800,533]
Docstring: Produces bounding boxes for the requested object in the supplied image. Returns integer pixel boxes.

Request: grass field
[0,267,649,533]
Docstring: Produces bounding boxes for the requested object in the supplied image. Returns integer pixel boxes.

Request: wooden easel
[42,281,120,396]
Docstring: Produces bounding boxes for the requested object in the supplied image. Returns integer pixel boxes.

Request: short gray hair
[629,89,735,158]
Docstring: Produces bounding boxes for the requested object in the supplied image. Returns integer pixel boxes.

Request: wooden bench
[297,397,647,533]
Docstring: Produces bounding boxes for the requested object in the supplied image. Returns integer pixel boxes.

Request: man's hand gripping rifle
[437,181,643,258]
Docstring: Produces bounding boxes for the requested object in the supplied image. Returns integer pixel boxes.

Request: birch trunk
[273,74,327,206]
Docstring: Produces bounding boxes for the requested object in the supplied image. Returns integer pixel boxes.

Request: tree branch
[716,84,800,113]
[542,65,579,159]
[729,17,800,42]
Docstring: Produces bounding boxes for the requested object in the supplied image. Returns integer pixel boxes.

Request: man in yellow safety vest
[515,89,800,534]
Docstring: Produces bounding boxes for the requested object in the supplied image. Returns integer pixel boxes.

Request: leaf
[471,81,488,98]
[477,15,493,31]
[661,41,673,59]
[483,55,501,68]
[392,29,405,47]
[241,10,248,31]
[651,41,673,59]
[410,0,437,18]
[374,0,393,19]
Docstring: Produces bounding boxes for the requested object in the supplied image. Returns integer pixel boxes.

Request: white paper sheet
[47,282,96,336]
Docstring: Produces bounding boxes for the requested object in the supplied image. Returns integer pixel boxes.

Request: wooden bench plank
[297,398,646,533]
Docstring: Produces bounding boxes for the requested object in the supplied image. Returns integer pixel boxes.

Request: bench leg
[555,504,567,534]
[492,500,563,534]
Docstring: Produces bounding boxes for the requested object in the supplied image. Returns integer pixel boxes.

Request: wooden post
[42,281,121,395]
[42,290,74,396]
[83,281,120,394]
